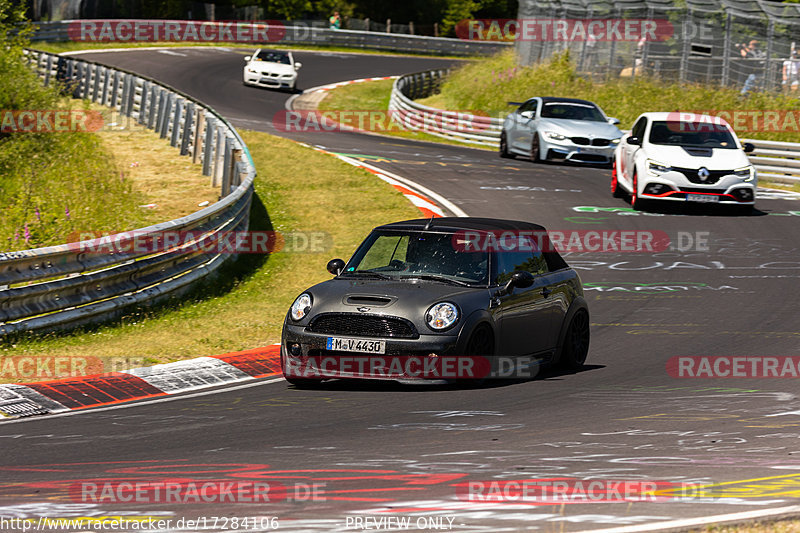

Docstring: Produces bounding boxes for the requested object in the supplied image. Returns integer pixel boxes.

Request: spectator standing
[329,11,341,30]
[783,43,799,92]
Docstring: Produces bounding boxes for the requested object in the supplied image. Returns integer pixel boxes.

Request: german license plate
[326,337,386,354]
[686,193,719,203]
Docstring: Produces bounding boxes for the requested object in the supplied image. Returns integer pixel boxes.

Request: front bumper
[243,72,296,89]
[639,170,756,205]
[542,138,617,164]
[281,323,471,381]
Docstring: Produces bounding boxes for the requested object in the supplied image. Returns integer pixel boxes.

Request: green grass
[0,42,149,252]
[423,49,800,142]
[1,131,420,378]
[316,78,493,150]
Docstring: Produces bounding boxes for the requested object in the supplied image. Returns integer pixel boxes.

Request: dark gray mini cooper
[281,217,589,386]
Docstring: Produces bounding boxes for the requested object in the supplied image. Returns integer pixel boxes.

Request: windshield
[541,103,605,122]
[649,120,737,149]
[253,50,291,65]
[343,231,489,286]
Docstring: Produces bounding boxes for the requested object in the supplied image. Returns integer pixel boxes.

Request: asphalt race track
[2,47,800,532]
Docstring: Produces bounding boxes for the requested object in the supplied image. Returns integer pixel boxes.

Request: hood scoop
[682,147,713,157]
[345,295,394,307]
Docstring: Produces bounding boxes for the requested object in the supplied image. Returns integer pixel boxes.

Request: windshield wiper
[341,270,395,280]
[405,274,472,286]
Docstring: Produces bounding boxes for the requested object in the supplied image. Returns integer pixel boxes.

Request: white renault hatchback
[612,112,757,213]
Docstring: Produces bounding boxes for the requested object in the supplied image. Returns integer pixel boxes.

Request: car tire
[499,132,515,159]
[459,324,494,385]
[285,377,320,389]
[530,133,542,163]
[611,161,625,198]
[560,309,590,370]
[630,169,648,211]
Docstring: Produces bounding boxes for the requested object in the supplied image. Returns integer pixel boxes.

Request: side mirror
[626,136,642,146]
[327,258,345,276]
[503,270,534,294]
[607,117,621,125]
[519,110,534,120]
[294,62,302,69]
[743,142,755,153]
[244,56,251,62]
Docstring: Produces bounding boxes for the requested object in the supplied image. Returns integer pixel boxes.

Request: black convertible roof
[377,217,547,233]
[375,218,569,271]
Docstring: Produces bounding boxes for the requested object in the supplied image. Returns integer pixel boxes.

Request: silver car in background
[500,97,623,165]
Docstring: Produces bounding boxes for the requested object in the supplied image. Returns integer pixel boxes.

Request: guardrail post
[101,67,111,105]
[213,127,225,187]
[110,71,120,108]
[202,116,216,177]
[160,93,173,139]
[154,90,166,132]
[221,137,235,197]
[193,109,205,165]
[180,103,195,156]
[147,85,159,127]
[171,98,184,147]
[92,65,101,102]
[43,55,53,86]
[81,63,90,99]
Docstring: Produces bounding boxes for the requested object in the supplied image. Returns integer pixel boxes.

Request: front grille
[308,313,419,339]
[572,153,608,162]
[672,167,730,184]
[571,136,590,145]
[679,187,726,194]
[591,138,612,147]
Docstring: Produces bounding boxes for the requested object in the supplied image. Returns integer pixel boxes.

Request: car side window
[518,100,537,115]
[631,117,647,140]
[493,236,548,285]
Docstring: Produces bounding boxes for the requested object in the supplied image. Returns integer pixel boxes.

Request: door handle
[541,287,552,298]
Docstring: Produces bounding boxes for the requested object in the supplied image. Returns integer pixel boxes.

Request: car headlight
[733,165,755,182]
[611,138,621,144]
[542,131,567,142]
[426,302,459,331]
[247,68,257,73]
[290,293,313,321]
[647,159,672,175]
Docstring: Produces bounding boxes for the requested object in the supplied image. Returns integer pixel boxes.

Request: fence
[515,0,800,94]
[29,20,509,58]
[0,49,256,336]
[389,69,800,183]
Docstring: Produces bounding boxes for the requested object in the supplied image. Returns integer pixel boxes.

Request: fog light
[732,188,753,202]
[644,183,672,195]
[289,343,302,356]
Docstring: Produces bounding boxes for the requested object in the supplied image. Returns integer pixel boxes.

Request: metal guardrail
[29,20,510,58]
[389,70,800,184]
[0,49,256,336]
